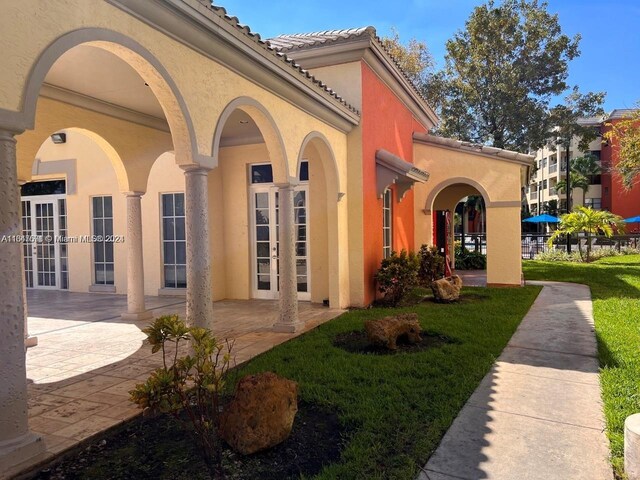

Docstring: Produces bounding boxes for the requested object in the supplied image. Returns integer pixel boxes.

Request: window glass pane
[255,192,269,209]
[257,275,270,290]
[164,266,176,288]
[174,193,185,216]
[256,226,269,241]
[163,218,175,240]
[175,218,186,241]
[164,242,175,264]
[251,164,273,184]
[175,241,186,264]
[299,161,309,182]
[95,264,105,284]
[256,209,269,225]
[103,197,113,218]
[105,243,114,263]
[257,242,270,258]
[176,266,187,288]
[105,264,114,284]
[162,194,174,216]
[257,259,270,275]
[93,197,102,218]
[104,219,113,236]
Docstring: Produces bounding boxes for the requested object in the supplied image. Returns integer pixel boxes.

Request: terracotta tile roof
[204,2,360,116]
[267,27,436,121]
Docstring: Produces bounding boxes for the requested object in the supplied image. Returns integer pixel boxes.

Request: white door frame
[21,194,65,290]
[249,183,311,301]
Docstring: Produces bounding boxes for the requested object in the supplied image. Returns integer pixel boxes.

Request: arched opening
[297,132,344,307]
[428,181,489,286]
[211,98,292,301]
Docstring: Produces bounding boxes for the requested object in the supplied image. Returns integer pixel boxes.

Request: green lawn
[237,286,541,479]
[523,255,640,478]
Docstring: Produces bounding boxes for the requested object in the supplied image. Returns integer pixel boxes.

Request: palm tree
[548,206,626,262]
[555,154,601,207]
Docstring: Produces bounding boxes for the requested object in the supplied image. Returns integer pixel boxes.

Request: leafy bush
[417,244,444,286]
[454,243,487,269]
[130,315,235,476]
[374,250,419,306]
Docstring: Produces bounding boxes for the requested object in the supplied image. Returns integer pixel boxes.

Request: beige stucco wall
[1,1,357,307]
[414,142,525,286]
[33,130,127,293]
[309,62,363,113]
[0,0,349,183]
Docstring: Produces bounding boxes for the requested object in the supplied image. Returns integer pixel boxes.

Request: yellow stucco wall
[0,0,349,182]
[414,142,525,286]
[2,1,354,306]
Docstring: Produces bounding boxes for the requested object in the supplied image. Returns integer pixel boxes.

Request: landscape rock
[431,275,463,302]
[364,313,422,350]
[219,371,298,455]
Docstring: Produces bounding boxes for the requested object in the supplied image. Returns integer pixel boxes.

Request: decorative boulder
[364,313,422,350]
[431,275,463,302]
[219,371,298,455]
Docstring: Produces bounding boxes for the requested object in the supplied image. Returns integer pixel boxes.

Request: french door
[21,195,67,289]
[250,185,310,300]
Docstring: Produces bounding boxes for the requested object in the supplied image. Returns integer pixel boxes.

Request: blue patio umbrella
[624,215,640,223]
[523,214,560,223]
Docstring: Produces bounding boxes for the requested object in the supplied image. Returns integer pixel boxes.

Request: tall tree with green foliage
[437,0,587,152]
[603,107,640,189]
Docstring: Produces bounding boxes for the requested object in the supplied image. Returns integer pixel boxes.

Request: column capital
[0,129,19,143]
[123,191,145,198]
[274,181,299,190]
[180,164,211,176]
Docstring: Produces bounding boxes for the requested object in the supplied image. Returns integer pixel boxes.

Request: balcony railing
[549,164,558,174]
[549,187,557,196]
[530,190,538,200]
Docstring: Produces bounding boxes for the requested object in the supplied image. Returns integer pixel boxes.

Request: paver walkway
[420,281,612,480]
[17,290,343,478]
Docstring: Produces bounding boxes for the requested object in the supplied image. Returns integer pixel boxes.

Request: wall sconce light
[51,133,66,144]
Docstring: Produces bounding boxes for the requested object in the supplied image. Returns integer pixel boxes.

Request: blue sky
[219,0,639,111]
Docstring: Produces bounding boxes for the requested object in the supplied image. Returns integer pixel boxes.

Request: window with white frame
[382,188,393,258]
[161,193,187,288]
[92,196,114,285]
[585,198,602,210]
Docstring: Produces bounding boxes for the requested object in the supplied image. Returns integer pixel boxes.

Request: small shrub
[374,250,419,306]
[417,244,445,286]
[534,247,640,263]
[130,315,235,476]
[455,243,487,269]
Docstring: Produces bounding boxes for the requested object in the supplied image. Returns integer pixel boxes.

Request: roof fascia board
[107,0,359,132]
[413,133,535,167]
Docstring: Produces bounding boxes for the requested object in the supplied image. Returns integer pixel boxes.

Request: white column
[121,192,152,321]
[273,183,302,332]
[0,130,44,475]
[182,165,213,330]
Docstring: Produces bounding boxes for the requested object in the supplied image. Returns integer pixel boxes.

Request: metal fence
[454,233,487,254]
[520,234,640,259]
[455,233,640,260]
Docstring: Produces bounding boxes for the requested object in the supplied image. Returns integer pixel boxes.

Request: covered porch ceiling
[42,45,262,147]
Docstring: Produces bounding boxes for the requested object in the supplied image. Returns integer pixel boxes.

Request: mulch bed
[30,402,343,480]
[332,330,458,355]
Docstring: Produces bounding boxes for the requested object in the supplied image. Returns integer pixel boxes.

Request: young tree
[548,206,625,262]
[437,0,589,152]
[603,107,640,189]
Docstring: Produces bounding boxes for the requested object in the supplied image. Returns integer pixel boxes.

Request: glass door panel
[250,185,310,300]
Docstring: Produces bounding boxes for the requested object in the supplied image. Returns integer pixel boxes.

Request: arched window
[382,188,393,258]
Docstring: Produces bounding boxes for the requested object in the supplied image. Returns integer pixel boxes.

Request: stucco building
[0,1,532,473]
[526,109,640,220]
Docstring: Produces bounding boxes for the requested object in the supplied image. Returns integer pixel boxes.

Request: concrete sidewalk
[420,281,612,480]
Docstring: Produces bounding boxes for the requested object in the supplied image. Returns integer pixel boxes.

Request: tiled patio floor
[22,290,344,475]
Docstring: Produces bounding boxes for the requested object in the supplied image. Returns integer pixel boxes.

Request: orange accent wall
[360,62,428,304]
[601,119,640,228]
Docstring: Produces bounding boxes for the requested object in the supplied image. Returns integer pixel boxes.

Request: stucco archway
[212,97,289,183]
[15,28,198,168]
[297,131,347,307]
